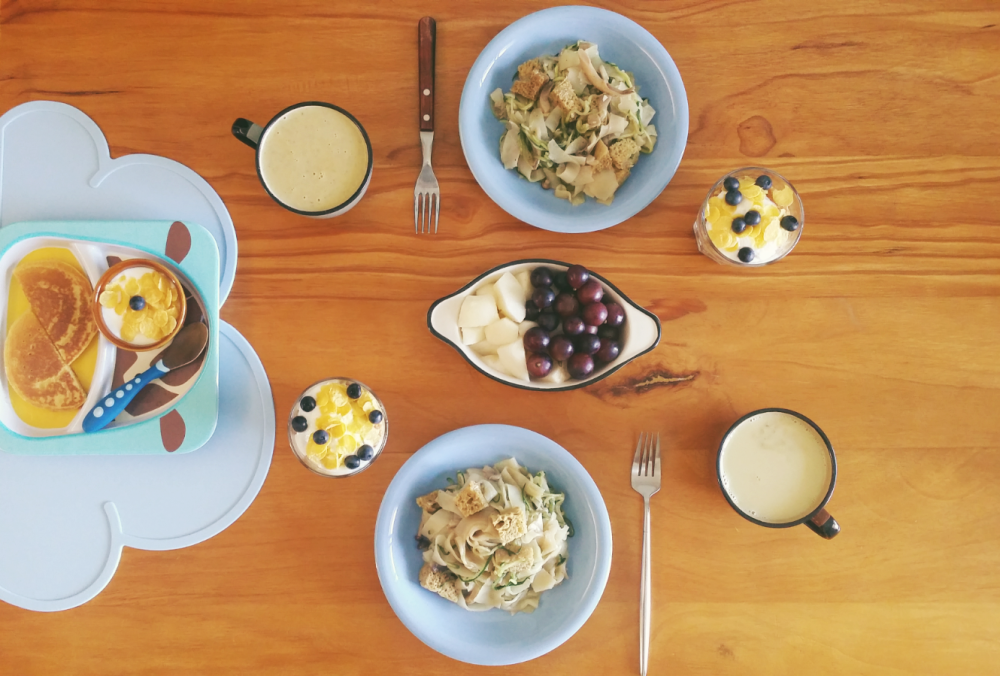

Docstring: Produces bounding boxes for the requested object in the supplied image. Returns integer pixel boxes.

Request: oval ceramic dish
[427,259,661,391]
[459,6,689,233]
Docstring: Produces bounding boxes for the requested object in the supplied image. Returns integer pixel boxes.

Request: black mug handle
[804,507,840,539]
[232,118,264,150]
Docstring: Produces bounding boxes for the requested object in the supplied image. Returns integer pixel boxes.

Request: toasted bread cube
[491,506,527,545]
[454,481,488,517]
[419,563,460,603]
[416,490,440,514]
[551,78,579,114]
[511,72,548,101]
[592,139,612,172]
[609,137,640,170]
[494,544,535,576]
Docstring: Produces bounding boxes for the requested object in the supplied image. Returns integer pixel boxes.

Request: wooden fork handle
[418,17,436,132]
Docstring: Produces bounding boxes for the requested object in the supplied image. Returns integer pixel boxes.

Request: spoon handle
[82,361,168,433]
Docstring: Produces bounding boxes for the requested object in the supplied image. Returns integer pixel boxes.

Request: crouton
[454,481,488,517]
[592,139,612,172]
[511,58,549,101]
[419,563,461,603]
[494,545,535,577]
[609,138,640,170]
[551,78,579,115]
[615,167,631,184]
[491,506,527,545]
[416,491,440,514]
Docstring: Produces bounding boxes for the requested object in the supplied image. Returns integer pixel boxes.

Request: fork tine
[433,193,440,234]
[632,432,646,474]
[414,195,420,234]
[644,432,654,476]
[654,433,661,477]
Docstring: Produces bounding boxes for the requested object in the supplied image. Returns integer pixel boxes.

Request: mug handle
[232,118,264,149]
[804,507,841,539]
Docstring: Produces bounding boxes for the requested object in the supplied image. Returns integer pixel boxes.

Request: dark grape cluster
[523,264,626,381]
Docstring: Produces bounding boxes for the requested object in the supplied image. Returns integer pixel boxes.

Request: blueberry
[313,429,329,444]
[723,176,740,192]
[737,247,755,263]
[731,217,747,234]
[129,295,146,311]
[368,410,384,424]
[346,383,362,399]
[344,455,361,470]
[780,215,800,231]
[725,190,743,206]
[299,396,316,412]
[291,416,308,433]
[358,444,374,461]
[755,175,772,190]
[744,210,761,225]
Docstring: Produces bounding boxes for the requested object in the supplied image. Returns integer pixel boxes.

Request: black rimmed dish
[232,101,373,219]
[716,408,840,539]
[427,259,661,392]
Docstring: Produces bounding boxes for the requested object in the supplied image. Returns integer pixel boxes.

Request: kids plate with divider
[0,220,219,455]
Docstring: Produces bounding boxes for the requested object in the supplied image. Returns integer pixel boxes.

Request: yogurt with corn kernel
[99,266,183,346]
[287,378,387,477]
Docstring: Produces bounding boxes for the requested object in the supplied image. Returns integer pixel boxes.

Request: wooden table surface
[2,0,999,673]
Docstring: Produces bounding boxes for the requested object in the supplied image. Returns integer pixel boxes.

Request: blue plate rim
[458,5,689,233]
[374,424,613,665]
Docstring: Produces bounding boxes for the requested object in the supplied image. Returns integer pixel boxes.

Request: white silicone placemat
[0,321,274,611]
[0,100,237,304]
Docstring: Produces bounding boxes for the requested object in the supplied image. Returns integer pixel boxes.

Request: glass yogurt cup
[694,167,804,267]
[287,377,388,477]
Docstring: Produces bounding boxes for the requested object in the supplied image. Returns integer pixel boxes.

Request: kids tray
[0,220,219,455]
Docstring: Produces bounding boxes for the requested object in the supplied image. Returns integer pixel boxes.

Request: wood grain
[1,0,999,674]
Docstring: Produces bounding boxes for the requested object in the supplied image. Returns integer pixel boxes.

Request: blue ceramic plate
[374,424,613,665]
[459,6,689,233]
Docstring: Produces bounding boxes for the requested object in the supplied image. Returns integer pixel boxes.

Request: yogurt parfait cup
[287,377,388,477]
[694,167,804,267]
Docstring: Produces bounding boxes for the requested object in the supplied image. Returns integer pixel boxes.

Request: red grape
[595,339,620,364]
[532,287,556,309]
[525,300,540,321]
[582,302,608,326]
[576,279,604,305]
[567,353,595,379]
[526,353,553,378]
[584,324,599,335]
[530,267,554,288]
[605,301,625,327]
[566,265,590,290]
[537,311,560,332]
[554,292,581,318]
[550,335,574,361]
[575,333,601,355]
[597,325,619,340]
[523,327,551,353]
[563,316,585,336]
[553,272,572,292]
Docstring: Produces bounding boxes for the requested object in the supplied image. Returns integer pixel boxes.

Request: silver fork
[631,432,661,676]
[414,16,439,234]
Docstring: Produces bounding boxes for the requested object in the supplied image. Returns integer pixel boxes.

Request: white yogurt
[100,266,181,347]
[713,190,796,265]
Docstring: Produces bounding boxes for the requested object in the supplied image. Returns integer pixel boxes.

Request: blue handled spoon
[82,322,209,433]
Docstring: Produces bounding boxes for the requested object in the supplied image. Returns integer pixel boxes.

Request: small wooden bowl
[92,259,187,352]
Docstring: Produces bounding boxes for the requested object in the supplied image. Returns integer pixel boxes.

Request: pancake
[14,260,97,364]
[4,312,87,410]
